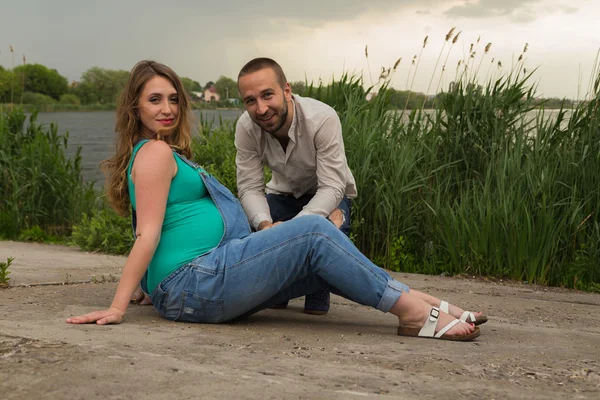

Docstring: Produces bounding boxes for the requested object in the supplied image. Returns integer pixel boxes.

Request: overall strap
[130,139,151,237]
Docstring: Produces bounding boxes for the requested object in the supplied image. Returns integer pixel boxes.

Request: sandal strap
[435,319,460,338]
[460,311,476,323]
[439,300,450,314]
[418,306,462,338]
[442,302,478,323]
[418,307,441,337]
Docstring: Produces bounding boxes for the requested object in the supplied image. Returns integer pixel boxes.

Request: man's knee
[266,194,293,222]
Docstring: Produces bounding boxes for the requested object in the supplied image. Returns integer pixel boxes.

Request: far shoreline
[1,103,574,113]
[0,104,245,113]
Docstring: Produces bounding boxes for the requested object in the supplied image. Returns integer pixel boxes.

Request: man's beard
[262,102,288,134]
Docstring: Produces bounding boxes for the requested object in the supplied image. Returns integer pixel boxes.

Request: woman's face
[137,75,179,137]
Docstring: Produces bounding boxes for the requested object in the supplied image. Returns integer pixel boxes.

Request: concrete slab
[1,240,599,399]
[0,241,124,286]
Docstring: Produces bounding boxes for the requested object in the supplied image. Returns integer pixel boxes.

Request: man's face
[238,68,291,134]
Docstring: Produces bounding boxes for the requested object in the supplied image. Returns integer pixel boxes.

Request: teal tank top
[127,140,224,293]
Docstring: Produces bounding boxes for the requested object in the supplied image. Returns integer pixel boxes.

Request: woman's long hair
[101,60,193,216]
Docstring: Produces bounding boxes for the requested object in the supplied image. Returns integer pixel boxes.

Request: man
[235,57,357,315]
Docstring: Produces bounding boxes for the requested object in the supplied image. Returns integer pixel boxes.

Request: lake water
[33,109,244,185]
[32,108,562,186]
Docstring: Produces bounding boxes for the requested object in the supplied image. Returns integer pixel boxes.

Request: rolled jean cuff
[376,279,410,312]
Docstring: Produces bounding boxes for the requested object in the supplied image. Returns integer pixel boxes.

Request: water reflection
[33,109,243,185]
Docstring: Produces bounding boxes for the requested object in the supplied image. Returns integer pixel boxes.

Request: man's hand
[327,208,345,229]
[66,307,125,325]
[258,221,283,231]
[258,220,273,231]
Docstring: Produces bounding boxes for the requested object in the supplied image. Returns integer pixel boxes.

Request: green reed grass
[3,36,599,291]
[190,113,272,195]
[0,257,12,287]
[338,58,600,289]
[189,62,600,290]
[0,108,97,239]
[191,114,239,193]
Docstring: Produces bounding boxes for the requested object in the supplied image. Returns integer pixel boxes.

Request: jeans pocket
[176,291,224,324]
[152,284,182,321]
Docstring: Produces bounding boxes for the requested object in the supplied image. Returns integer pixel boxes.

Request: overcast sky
[1,0,599,98]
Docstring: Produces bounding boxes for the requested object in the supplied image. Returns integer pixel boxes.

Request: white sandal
[440,300,488,325]
[397,306,480,341]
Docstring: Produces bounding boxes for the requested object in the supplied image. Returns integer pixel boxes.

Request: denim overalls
[135,152,408,323]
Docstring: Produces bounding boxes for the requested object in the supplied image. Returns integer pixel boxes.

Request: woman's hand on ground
[66,307,124,325]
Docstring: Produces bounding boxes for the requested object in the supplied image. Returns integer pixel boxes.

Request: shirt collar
[287,96,298,142]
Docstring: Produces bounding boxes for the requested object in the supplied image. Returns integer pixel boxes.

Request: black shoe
[303,290,330,315]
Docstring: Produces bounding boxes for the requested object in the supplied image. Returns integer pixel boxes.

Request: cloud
[167,0,433,27]
[560,5,579,14]
[416,10,432,15]
[444,0,542,20]
[443,0,581,23]
[509,11,538,23]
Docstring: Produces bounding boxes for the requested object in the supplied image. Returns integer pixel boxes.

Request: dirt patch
[1,276,599,399]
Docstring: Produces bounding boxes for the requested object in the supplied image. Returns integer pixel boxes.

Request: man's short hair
[237,58,287,89]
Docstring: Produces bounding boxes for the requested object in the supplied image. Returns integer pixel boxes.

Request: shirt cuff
[296,208,327,218]
[252,213,272,230]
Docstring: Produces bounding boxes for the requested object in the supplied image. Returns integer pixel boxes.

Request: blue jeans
[139,153,408,324]
[150,215,408,323]
[267,193,351,308]
[266,193,352,236]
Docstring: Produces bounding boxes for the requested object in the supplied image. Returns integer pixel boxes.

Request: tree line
[0,62,575,109]
[0,63,243,107]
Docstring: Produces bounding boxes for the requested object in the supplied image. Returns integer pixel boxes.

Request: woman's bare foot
[444,302,484,320]
[410,289,485,321]
[391,292,476,338]
[131,286,153,306]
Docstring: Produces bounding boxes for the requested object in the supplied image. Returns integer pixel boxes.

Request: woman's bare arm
[67,140,176,325]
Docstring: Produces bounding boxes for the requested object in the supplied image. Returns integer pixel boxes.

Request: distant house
[203,85,220,102]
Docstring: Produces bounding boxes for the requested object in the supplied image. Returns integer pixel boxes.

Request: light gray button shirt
[235,94,357,230]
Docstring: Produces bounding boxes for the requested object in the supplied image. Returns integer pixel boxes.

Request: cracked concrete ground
[1,240,599,399]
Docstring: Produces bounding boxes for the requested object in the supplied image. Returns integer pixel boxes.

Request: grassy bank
[313,68,600,291]
[191,63,600,291]
[2,61,599,291]
[0,109,98,241]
